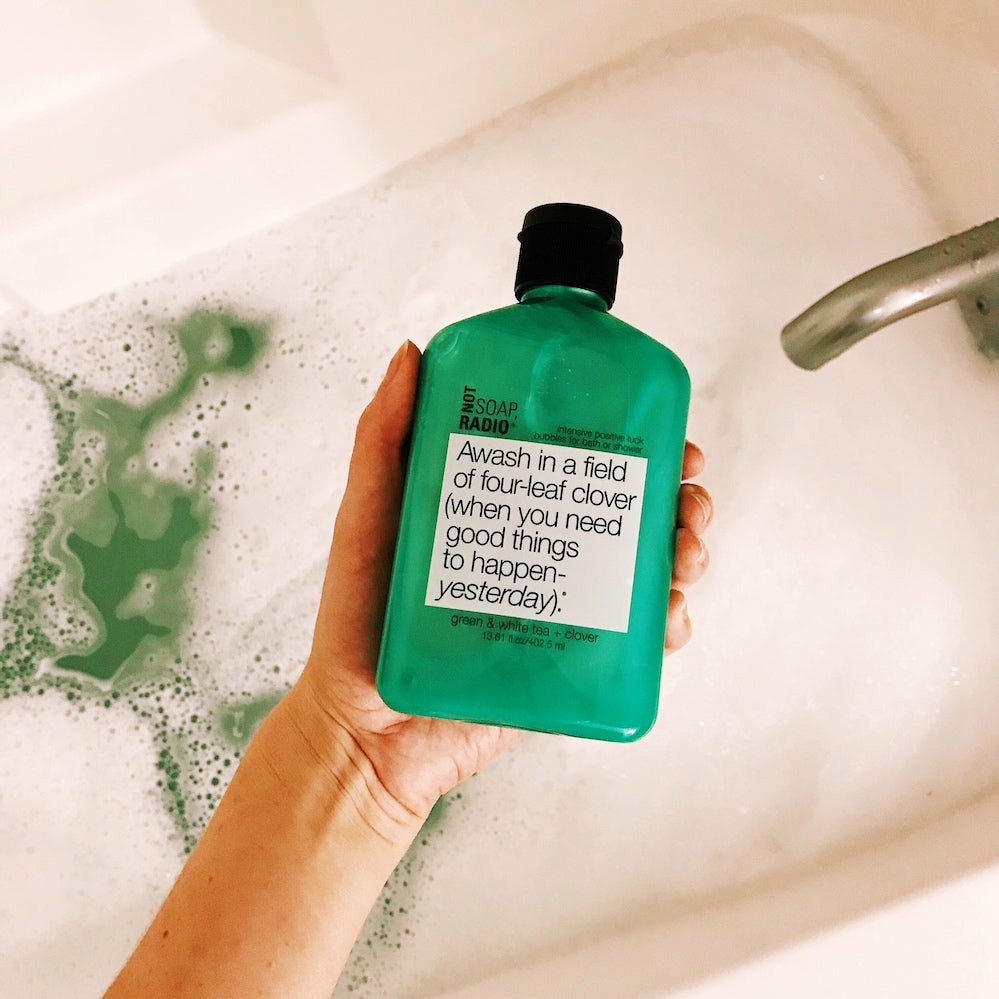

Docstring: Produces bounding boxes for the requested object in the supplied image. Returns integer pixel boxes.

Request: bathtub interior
[2,7,999,999]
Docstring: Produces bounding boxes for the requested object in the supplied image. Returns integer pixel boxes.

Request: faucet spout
[781,218,999,370]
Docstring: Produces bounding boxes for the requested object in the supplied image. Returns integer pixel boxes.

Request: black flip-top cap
[514,203,624,308]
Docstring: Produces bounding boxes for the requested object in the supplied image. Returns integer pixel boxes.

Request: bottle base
[376,681,657,743]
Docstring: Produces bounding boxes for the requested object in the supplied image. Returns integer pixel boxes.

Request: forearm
[104,683,423,999]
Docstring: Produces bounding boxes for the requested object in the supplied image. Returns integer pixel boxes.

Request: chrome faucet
[781,218,999,369]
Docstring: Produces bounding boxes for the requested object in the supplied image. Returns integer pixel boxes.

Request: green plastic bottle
[376,204,690,741]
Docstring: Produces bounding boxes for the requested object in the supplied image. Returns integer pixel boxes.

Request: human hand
[105,341,712,999]
[667,440,712,652]
[293,341,712,825]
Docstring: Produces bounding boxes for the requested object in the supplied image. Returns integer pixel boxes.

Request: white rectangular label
[424,433,647,633]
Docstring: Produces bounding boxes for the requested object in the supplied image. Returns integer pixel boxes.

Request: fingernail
[694,492,712,527]
[384,341,410,383]
[672,592,690,634]
[695,535,708,564]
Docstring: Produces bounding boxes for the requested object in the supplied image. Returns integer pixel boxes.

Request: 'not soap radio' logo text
[458,385,518,435]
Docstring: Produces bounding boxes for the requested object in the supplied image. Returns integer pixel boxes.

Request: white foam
[0,362,56,595]
[0,697,182,998]
[2,22,998,999]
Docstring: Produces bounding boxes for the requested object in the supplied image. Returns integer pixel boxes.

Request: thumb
[311,341,421,668]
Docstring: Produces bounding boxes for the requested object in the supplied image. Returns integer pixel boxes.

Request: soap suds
[2,23,998,999]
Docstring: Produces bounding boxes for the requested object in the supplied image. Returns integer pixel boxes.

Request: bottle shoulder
[426,300,689,386]
[597,310,691,388]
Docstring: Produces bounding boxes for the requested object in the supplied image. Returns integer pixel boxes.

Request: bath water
[1,311,269,853]
[2,20,999,999]
[50,316,264,680]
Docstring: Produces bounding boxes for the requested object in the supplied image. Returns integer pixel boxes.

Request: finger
[672,526,709,587]
[681,440,705,480]
[677,482,713,534]
[313,341,421,664]
[664,589,691,655]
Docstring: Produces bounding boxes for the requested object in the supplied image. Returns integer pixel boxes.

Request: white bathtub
[1,4,998,998]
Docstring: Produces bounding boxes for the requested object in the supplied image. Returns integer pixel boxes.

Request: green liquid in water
[56,491,196,679]
[1,309,272,849]
[48,314,266,681]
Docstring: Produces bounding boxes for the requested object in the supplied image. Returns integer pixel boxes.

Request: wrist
[106,681,421,999]
[261,681,426,849]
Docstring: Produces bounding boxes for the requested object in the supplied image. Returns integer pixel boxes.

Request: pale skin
[103,340,712,999]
